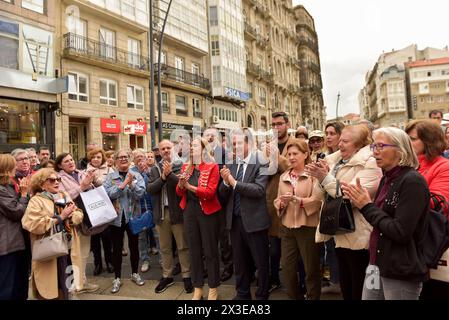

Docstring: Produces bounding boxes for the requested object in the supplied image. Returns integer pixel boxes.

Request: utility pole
[148,0,156,148]
[148,0,173,147]
[336,91,341,120]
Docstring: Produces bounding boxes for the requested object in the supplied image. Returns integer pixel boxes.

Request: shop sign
[224,87,250,101]
[158,122,194,131]
[101,118,121,133]
[127,121,147,135]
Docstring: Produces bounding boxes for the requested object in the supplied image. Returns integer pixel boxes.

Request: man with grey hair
[25,148,39,170]
[148,139,192,294]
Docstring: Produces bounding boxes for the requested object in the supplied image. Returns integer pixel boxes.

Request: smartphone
[316,152,326,162]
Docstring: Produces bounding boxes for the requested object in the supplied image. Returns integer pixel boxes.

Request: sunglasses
[46,177,62,183]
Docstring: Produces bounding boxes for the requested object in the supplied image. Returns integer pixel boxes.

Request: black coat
[147,160,183,225]
[360,167,429,282]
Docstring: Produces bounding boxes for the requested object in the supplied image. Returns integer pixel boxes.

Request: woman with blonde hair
[22,168,83,300]
[0,155,29,300]
[305,124,382,300]
[87,147,114,276]
[274,139,324,300]
[177,137,222,300]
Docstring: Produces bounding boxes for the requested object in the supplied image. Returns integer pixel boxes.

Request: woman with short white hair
[342,127,429,300]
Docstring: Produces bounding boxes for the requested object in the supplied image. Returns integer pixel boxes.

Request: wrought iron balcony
[244,22,258,39]
[63,33,149,72]
[154,63,210,91]
[297,36,319,52]
[250,0,269,17]
[246,61,273,83]
[296,23,318,38]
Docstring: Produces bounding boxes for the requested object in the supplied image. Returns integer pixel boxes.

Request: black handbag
[319,180,356,236]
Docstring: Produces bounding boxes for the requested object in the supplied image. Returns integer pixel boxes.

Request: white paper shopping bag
[80,186,117,227]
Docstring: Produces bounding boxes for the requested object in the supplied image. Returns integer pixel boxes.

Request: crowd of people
[1,110,449,301]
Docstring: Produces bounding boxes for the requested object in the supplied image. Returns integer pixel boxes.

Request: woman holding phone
[103,149,146,294]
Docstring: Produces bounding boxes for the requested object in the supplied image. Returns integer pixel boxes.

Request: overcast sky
[293,0,449,119]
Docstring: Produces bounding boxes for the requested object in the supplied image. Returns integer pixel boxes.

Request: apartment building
[56,0,151,160]
[242,0,300,130]
[0,0,63,154]
[360,44,449,128]
[407,57,449,120]
[206,0,246,132]
[294,4,325,130]
[153,0,211,140]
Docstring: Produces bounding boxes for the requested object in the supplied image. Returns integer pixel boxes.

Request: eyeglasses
[116,156,129,161]
[309,139,323,144]
[46,177,61,184]
[370,143,398,152]
[16,157,29,162]
[271,122,286,128]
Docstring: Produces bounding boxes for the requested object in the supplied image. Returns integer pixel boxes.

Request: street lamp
[148,0,173,148]
[336,91,341,121]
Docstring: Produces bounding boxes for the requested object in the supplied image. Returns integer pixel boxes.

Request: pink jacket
[58,170,98,201]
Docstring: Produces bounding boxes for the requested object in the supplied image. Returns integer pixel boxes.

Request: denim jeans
[138,229,151,262]
[362,265,423,300]
[325,238,339,284]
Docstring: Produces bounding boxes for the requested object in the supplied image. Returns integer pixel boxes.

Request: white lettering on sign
[225,87,241,99]
[134,123,145,134]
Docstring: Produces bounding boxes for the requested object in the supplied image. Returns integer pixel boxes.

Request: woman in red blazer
[177,137,221,300]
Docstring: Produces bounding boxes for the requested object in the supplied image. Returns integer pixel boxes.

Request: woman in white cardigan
[305,124,382,300]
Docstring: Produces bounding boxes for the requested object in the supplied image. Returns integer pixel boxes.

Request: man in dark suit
[219,128,270,300]
[148,140,192,294]
[204,127,234,282]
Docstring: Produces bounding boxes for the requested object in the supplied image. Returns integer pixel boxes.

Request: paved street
[69,247,342,300]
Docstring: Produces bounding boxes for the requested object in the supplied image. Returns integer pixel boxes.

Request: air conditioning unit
[211,115,219,124]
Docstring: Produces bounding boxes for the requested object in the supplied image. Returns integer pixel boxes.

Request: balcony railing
[63,33,149,72]
[244,22,257,39]
[298,36,319,52]
[250,0,269,17]
[246,61,273,83]
[154,63,210,91]
[296,23,318,38]
[288,56,301,68]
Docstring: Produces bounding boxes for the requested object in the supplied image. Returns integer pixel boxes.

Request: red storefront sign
[101,118,121,133]
[127,121,147,135]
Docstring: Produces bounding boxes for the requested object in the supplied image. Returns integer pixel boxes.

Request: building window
[209,6,218,26]
[68,18,87,51]
[213,66,221,85]
[259,86,267,106]
[175,56,184,81]
[419,83,429,94]
[127,85,143,110]
[211,35,220,56]
[162,92,169,113]
[193,99,202,118]
[68,72,88,102]
[176,95,187,116]
[128,38,141,67]
[99,27,116,60]
[446,81,449,92]
[22,0,44,14]
[160,51,166,64]
[0,19,19,70]
[99,79,117,106]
